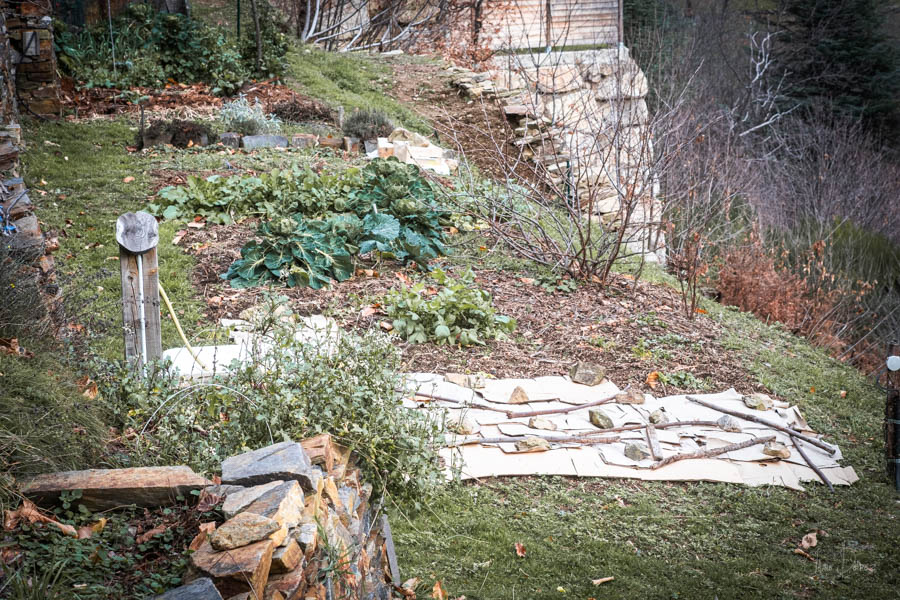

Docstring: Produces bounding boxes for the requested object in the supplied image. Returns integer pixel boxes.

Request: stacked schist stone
[160,435,392,600]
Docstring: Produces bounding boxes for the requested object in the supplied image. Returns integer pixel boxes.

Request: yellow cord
[158,282,210,372]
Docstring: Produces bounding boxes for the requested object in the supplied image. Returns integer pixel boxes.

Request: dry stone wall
[451,47,664,262]
[23,435,396,600]
[2,0,61,118]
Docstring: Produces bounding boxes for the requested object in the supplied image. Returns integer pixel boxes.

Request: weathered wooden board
[119,247,162,364]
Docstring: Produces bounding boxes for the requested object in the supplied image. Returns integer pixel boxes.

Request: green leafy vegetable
[384,268,516,346]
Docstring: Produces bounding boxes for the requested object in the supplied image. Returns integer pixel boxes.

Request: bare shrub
[716,239,824,333]
[270,95,334,123]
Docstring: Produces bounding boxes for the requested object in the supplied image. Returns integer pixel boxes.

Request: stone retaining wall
[450,47,664,262]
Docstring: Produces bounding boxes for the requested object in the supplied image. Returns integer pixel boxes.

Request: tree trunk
[249,0,262,73]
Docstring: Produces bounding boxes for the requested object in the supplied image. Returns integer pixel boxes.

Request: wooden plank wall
[480,0,619,50]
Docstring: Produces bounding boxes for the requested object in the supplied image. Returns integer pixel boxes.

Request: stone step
[22,466,211,510]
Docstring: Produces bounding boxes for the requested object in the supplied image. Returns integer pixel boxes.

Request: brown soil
[62,79,319,120]
[176,221,760,398]
[387,60,537,183]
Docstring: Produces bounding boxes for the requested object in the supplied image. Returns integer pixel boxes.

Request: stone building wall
[3,0,61,118]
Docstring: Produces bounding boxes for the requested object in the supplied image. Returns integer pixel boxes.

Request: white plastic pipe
[137,253,147,364]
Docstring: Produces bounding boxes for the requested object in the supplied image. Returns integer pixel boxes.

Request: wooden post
[116,212,162,366]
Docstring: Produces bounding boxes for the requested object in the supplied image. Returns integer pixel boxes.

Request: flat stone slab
[191,539,274,598]
[222,480,285,518]
[154,578,223,600]
[221,441,314,489]
[209,512,281,551]
[240,480,304,530]
[22,466,211,510]
[241,134,289,150]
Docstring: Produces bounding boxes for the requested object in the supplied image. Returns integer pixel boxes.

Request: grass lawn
[388,296,900,600]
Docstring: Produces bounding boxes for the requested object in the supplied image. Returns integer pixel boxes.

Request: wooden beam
[117,212,161,365]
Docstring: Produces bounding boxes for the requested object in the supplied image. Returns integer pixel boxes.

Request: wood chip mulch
[176,222,763,398]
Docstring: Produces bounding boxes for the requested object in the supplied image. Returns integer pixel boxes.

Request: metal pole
[237,0,241,39]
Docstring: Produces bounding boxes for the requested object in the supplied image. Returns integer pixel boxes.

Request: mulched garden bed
[174,220,762,398]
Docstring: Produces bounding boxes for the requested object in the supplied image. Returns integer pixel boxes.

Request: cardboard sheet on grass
[404,374,858,491]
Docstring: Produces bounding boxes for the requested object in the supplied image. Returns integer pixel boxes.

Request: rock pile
[23,434,395,600]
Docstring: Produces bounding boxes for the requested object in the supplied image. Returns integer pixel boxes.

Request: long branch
[650,435,775,470]
[687,396,837,455]
[790,433,835,492]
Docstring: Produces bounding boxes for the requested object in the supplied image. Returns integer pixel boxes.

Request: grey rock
[624,443,651,461]
[515,436,551,452]
[570,362,606,386]
[220,133,241,148]
[290,133,318,149]
[209,512,281,551]
[615,389,645,404]
[222,480,285,518]
[241,134,289,150]
[154,578,223,600]
[649,409,668,425]
[528,417,557,431]
[763,441,791,459]
[239,480,304,529]
[717,415,742,433]
[743,393,774,411]
[589,407,614,429]
[221,441,315,490]
[293,522,318,554]
[338,485,360,515]
[271,539,303,573]
[202,484,244,498]
[446,413,479,435]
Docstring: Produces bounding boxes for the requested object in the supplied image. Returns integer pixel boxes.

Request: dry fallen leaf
[123,176,135,183]
[77,375,98,400]
[432,580,448,600]
[172,230,188,246]
[514,542,526,557]
[380,321,394,332]
[800,531,818,550]
[360,305,377,318]
[4,499,77,537]
[592,577,614,585]
[646,371,660,390]
[395,271,412,286]
[189,521,216,551]
[395,577,419,599]
[136,524,167,544]
[793,548,816,561]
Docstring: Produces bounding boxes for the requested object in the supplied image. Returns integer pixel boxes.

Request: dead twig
[687,396,837,455]
[790,433,835,493]
[508,385,630,419]
[406,390,510,415]
[650,435,776,470]
[645,424,662,461]
[446,435,620,447]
